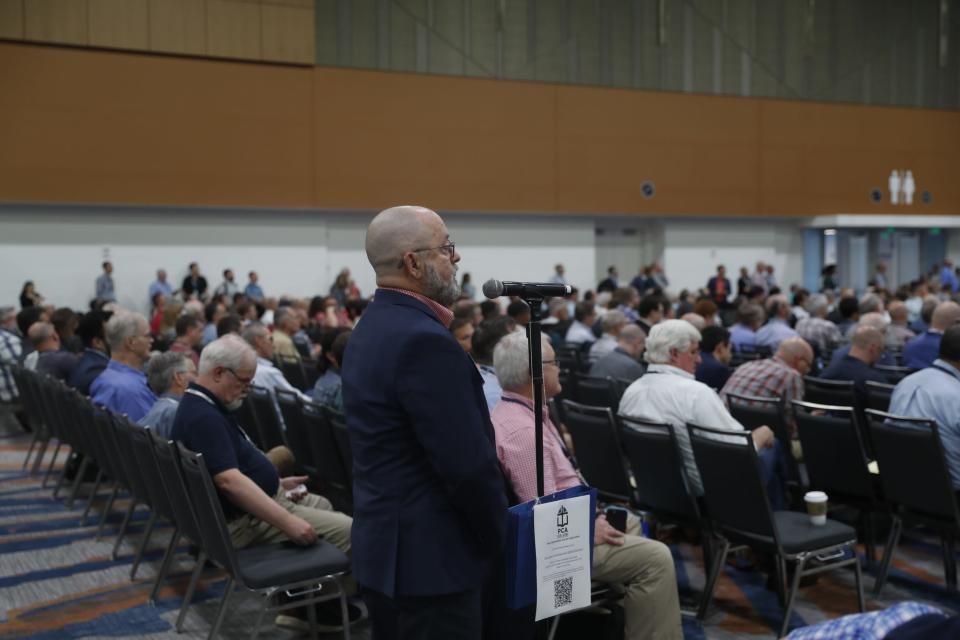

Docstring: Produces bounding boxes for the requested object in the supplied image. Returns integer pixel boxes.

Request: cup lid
[804,490,828,501]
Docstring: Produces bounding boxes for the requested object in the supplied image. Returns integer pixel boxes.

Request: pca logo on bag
[556,505,569,538]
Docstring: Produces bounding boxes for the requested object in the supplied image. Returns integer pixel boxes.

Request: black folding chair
[726,392,804,503]
[300,400,352,513]
[150,430,207,629]
[864,381,895,413]
[560,400,633,504]
[235,395,265,450]
[325,408,354,492]
[571,373,619,411]
[276,390,318,478]
[556,344,587,374]
[248,385,287,451]
[876,365,912,384]
[176,443,352,639]
[110,415,162,571]
[865,409,960,595]
[278,356,309,392]
[301,358,321,390]
[792,400,886,567]
[687,423,863,636]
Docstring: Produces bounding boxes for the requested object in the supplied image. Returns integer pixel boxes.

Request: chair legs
[853,550,866,613]
[96,485,120,541]
[112,500,138,560]
[22,431,41,470]
[52,448,73,500]
[149,529,180,603]
[873,516,903,597]
[42,441,62,487]
[176,551,206,633]
[779,555,807,639]
[338,584,352,640]
[697,536,730,621]
[209,577,236,640]
[130,512,158,580]
[66,455,91,508]
[941,536,957,591]
[80,470,104,526]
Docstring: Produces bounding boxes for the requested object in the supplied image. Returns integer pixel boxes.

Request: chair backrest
[150,430,203,546]
[803,376,857,409]
[276,389,317,473]
[248,384,287,451]
[324,408,354,488]
[876,365,911,384]
[687,423,777,544]
[556,345,586,374]
[300,400,352,511]
[864,381,894,413]
[726,392,801,485]
[128,423,177,524]
[106,411,153,506]
[91,405,130,490]
[618,415,699,522]
[572,373,619,411]
[278,356,308,392]
[301,358,321,389]
[559,400,633,503]
[72,392,122,484]
[792,400,876,502]
[175,443,240,577]
[234,395,264,450]
[865,409,960,526]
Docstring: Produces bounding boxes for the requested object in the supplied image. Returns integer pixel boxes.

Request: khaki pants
[591,516,683,640]
[228,489,353,556]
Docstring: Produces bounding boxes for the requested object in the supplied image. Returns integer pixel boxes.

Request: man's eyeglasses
[397,241,456,268]
[223,367,254,387]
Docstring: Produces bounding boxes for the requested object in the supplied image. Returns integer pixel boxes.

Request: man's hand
[751,425,775,449]
[282,514,318,546]
[594,514,625,547]
[280,476,309,490]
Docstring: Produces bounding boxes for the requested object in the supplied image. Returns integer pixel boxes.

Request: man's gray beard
[423,262,460,307]
[225,397,244,411]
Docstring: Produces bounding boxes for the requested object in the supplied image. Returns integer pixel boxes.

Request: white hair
[805,293,829,315]
[198,334,256,375]
[493,332,551,392]
[601,310,628,333]
[105,311,147,352]
[145,352,192,395]
[858,311,888,331]
[644,319,701,364]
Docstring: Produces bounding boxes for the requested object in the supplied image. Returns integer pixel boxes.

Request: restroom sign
[888,170,916,205]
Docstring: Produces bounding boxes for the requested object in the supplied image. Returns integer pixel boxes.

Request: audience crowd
[4,249,960,639]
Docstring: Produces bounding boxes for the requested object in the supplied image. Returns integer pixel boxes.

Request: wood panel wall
[1,41,958,216]
[0,0,314,64]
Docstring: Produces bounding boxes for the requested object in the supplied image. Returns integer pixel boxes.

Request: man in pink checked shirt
[490,331,682,640]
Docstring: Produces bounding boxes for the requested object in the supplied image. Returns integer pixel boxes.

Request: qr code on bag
[553,576,573,608]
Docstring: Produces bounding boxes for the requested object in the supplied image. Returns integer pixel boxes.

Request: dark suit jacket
[707,276,732,304]
[342,289,508,598]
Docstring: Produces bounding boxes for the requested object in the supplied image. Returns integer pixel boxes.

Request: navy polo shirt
[170,382,279,519]
[820,354,888,397]
[696,352,733,390]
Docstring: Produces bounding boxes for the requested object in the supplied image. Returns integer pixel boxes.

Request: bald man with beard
[342,206,508,640]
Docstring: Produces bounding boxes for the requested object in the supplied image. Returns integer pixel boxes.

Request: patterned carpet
[0,415,956,640]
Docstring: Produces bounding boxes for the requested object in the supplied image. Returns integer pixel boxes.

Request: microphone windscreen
[482,279,503,299]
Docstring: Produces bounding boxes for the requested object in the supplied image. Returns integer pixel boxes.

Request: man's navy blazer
[342,289,508,597]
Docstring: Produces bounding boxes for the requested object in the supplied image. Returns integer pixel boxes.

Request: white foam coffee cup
[804,491,828,526]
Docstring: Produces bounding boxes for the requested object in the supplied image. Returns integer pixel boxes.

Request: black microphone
[482,279,572,299]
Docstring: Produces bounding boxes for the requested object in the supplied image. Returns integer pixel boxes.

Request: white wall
[0,205,597,313]
[662,218,805,294]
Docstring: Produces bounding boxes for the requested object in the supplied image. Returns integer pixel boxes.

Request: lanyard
[184,388,257,447]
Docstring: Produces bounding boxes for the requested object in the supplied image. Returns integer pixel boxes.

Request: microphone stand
[523,295,547,499]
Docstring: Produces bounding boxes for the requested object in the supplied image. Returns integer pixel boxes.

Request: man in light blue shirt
[729,303,763,352]
[148,269,174,302]
[755,294,798,351]
[244,271,265,302]
[138,351,197,439]
[940,259,958,294]
[95,261,116,303]
[889,325,960,488]
[90,311,157,422]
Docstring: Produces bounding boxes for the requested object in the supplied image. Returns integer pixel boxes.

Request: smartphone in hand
[605,506,628,533]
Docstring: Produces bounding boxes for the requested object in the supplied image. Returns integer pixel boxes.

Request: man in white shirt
[564,301,597,345]
[619,320,784,507]
[242,322,310,427]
